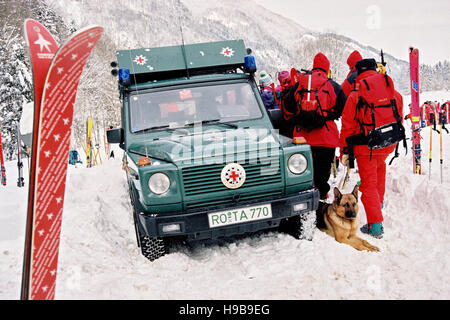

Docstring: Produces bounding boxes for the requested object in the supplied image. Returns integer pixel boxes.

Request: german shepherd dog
[316,185,380,252]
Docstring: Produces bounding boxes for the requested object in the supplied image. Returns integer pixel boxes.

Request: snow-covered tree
[0,0,33,160]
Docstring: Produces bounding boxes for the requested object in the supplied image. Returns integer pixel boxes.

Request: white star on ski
[44,150,51,158]
[71,53,78,60]
[53,134,60,142]
[57,67,64,74]
[42,286,48,292]
[87,42,93,48]
[34,33,52,52]
[62,118,69,125]
[38,230,44,236]
[44,82,51,90]
[47,213,54,220]
[55,197,62,204]
[49,270,56,276]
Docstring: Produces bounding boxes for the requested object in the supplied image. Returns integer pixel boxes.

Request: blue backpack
[261,89,279,110]
[69,150,82,165]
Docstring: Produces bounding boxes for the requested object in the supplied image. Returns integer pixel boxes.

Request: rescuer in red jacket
[339,59,404,239]
[341,50,363,97]
[283,53,346,203]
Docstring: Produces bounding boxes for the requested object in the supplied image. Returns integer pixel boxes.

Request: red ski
[21,19,103,300]
[409,47,421,174]
[21,19,59,299]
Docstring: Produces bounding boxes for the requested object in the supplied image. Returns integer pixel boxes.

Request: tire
[129,183,167,261]
[280,210,316,241]
[129,183,142,248]
[139,235,167,262]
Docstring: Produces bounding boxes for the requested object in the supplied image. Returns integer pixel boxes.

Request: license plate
[208,204,272,228]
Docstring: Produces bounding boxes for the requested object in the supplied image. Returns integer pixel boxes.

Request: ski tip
[23,18,40,29]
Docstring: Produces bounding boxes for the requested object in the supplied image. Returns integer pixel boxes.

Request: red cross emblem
[220,47,234,58]
[134,55,147,65]
[221,163,246,189]
[229,170,239,182]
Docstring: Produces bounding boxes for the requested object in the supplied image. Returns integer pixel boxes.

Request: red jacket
[291,70,346,148]
[339,70,404,156]
[282,53,346,147]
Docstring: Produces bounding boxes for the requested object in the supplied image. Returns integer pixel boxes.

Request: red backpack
[280,68,299,120]
[293,70,337,132]
[353,73,407,161]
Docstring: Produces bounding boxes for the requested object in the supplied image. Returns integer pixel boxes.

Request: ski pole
[341,153,354,189]
[341,166,350,189]
[331,154,337,178]
[0,130,6,186]
[429,122,432,180]
[440,123,443,184]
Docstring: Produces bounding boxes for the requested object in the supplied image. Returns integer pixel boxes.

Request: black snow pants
[311,146,336,200]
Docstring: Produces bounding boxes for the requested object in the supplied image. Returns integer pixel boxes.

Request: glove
[341,154,350,167]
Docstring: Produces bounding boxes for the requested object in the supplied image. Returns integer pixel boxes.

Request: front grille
[181,155,282,197]
[185,189,283,211]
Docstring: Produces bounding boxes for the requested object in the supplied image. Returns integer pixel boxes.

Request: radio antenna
[179,22,190,79]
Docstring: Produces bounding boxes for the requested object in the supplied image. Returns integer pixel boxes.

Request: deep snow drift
[0,91,449,300]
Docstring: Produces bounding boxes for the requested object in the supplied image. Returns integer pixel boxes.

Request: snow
[20,101,33,135]
[1,91,449,300]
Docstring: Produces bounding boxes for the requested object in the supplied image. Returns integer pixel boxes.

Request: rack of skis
[0,121,28,187]
[0,116,114,187]
[414,100,449,183]
[72,116,114,168]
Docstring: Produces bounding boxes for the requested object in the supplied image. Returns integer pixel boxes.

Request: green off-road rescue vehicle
[107,40,319,261]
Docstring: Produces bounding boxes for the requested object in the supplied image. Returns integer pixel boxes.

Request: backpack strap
[362,79,370,91]
[314,87,329,131]
[270,83,280,106]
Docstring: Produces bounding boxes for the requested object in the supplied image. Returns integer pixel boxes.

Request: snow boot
[360,222,384,239]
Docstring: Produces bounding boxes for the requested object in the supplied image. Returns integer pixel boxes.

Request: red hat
[347,50,363,70]
[313,52,330,73]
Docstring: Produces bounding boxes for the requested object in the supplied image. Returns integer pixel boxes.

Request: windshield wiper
[184,119,238,129]
[133,125,173,134]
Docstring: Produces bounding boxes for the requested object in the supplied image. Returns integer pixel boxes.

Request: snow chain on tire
[140,235,167,262]
[129,183,167,261]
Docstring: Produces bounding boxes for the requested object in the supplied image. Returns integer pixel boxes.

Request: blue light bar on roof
[244,55,256,74]
[119,68,131,87]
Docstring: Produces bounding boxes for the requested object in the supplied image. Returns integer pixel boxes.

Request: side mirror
[267,108,282,129]
[107,128,124,144]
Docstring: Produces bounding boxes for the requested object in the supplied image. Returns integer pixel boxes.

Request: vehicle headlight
[148,172,170,195]
[288,153,308,174]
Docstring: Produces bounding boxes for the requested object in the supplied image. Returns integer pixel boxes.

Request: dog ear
[352,185,359,200]
[334,187,342,204]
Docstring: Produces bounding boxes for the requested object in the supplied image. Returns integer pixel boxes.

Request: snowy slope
[0,92,449,299]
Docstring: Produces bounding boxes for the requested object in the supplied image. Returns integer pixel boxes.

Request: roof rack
[116,40,247,84]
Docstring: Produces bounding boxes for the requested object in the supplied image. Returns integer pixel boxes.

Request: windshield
[129,82,263,133]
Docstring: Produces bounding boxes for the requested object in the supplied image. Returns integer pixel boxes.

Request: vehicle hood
[128,128,290,164]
